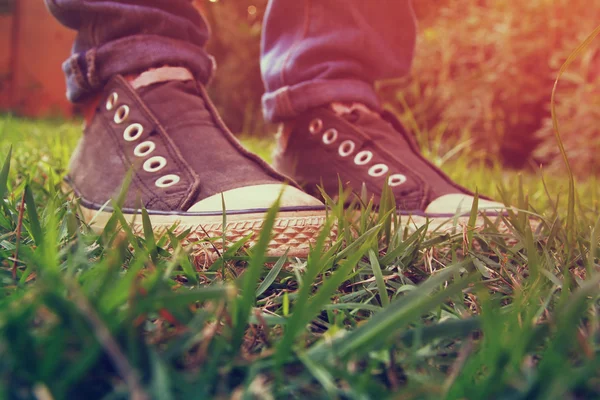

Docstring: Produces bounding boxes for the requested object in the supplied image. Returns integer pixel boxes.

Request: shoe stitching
[85,49,100,91]
[66,179,327,216]
[146,196,172,211]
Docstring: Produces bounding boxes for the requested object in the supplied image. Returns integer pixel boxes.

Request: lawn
[0,110,599,400]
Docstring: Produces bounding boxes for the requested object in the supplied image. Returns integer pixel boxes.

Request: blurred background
[1,0,599,176]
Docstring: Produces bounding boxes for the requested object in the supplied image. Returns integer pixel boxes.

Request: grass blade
[23,183,42,246]
[550,24,600,246]
[0,146,11,202]
[256,249,288,297]
[231,194,281,349]
[467,191,479,249]
[141,208,158,263]
[369,250,390,307]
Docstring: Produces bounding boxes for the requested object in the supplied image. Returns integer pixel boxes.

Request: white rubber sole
[80,205,328,266]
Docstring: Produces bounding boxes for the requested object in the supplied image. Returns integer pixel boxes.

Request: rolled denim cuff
[262,79,381,123]
[63,35,215,103]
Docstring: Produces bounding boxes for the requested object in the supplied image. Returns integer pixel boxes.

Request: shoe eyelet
[354,150,373,165]
[309,118,323,135]
[368,163,389,177]
[123,123,144,142]
[322,128,338,145]
[388,174,407,187]
[106,92,118,111]
[143,156,167,172]
[338,140,355,157]
[114,105,130,124]
[155,174,180,188]
[134,141,156,157]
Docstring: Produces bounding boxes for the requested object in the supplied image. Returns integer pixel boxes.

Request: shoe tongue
[330,102,401,143]
[129,66,202,118]
[137,79,205,124]
[330,102,376,117]
[130,66,195,90]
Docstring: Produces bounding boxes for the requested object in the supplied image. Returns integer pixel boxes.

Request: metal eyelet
[155,174,181,188]
[354,150,373,165]
[114,105,130,124]
[322,128,338,145]
[338,140,355,157]
[133,141,156,157]
[123,123,144,142]
[368,163,389,177]
[106,92,118,111]
[143,156,167,173]
[309,118,323,135]
[388,174,407,187]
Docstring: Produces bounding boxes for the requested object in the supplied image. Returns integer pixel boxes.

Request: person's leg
[46,0,214,102]
[262,0,505,220]
[47,0,326,262]
[261,0,417,122]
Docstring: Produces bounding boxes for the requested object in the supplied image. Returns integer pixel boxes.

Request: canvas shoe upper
[67,67,327,262]
[273,102,506,218]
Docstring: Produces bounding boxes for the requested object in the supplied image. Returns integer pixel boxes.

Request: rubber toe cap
[187,184,324,213]
[424,194,506,216]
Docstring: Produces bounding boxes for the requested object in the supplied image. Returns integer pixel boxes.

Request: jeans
[46,0,416,122]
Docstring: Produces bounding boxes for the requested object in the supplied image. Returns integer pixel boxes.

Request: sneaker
[67,67,326,264]
[272,102,506,228]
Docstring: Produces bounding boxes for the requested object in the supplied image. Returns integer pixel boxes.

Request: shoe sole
[78,204,328,266]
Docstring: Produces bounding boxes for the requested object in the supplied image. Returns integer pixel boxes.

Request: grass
[0,105,600,399]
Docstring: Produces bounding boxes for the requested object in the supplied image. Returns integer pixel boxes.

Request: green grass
[0,112,599,400]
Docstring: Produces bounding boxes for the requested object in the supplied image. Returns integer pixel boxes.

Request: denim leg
[261,0,417,122]
[45,0,214,103]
